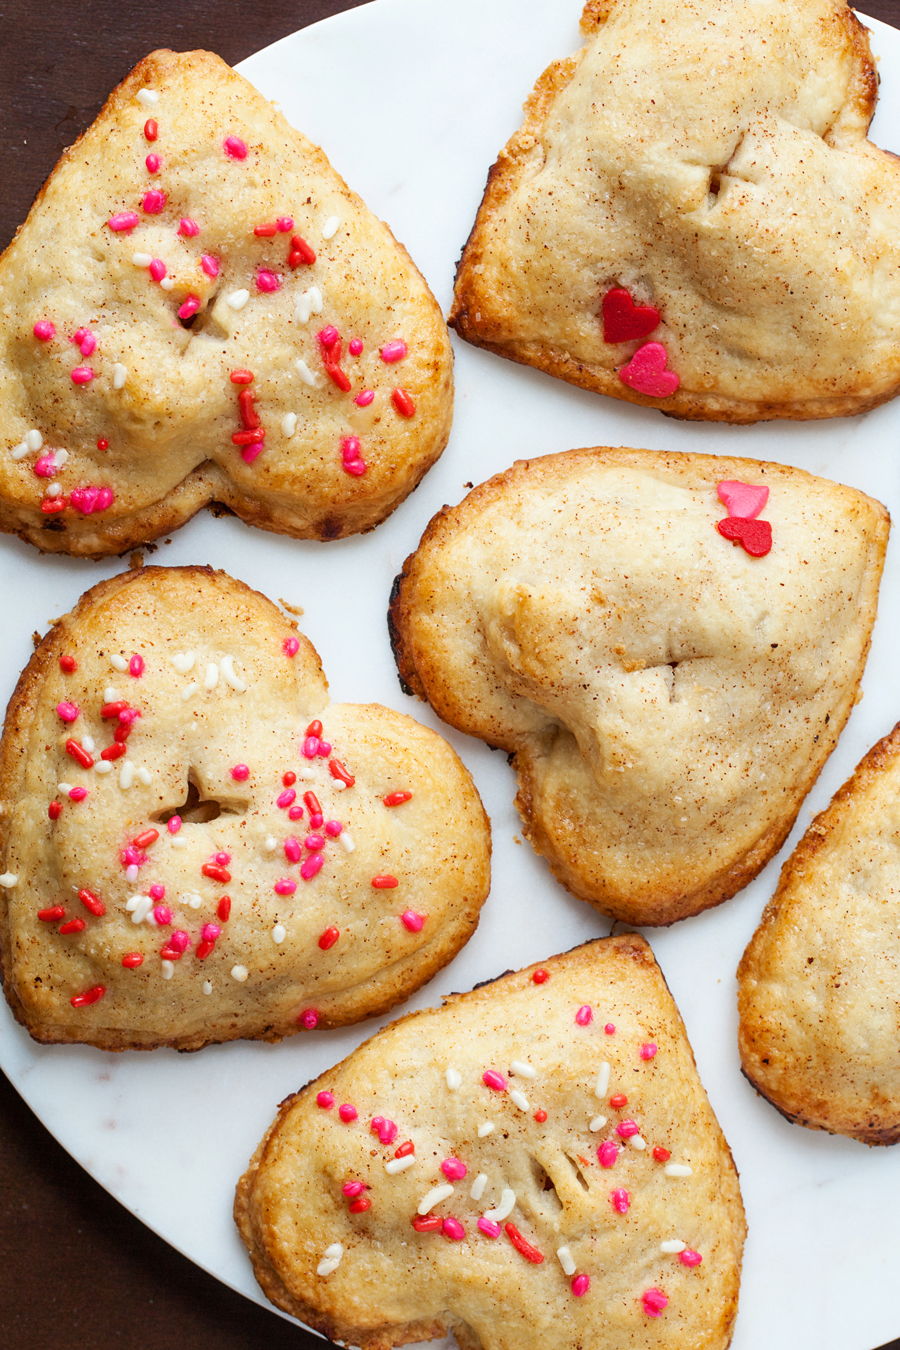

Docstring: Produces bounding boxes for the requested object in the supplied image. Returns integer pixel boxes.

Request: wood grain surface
[2,0,900,1347]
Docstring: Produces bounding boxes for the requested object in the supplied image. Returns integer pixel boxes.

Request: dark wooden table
[2,1,900,1346]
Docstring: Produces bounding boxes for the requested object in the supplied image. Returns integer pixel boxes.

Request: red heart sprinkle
[602,287,661,344]
[716,516,773,558]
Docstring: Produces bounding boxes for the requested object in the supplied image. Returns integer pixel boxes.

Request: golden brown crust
[236,936,746,1350]
[0,566,490,1050]
[389,446,889,926]
[0,50,452,557]
[450,0,900,423]
[738,723,900,1144]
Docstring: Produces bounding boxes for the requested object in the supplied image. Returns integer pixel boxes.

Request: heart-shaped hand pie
[450,0,900,422]
[739,722,900,1144]
[236,936,745,1350]
[0,567,490,1050]
[389,448,888,925]
[0,50,453,556]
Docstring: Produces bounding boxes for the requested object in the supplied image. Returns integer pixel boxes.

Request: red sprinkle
[605,1023,616,1035]
[59,918,86,935]
[40,498,67,514]
[78,888,105,917]
[238,389,259,430]
[372,875,398,889]
[201,863,231,884]
[37,906,66,922]
[412,1215,443,1233]
[716,516,773,558]
[505,1223,544,1264]
[329,759,355,787]
[383,791,412,807]
[132,829,159,849]
[100,744,126,761]
[303,791,322,818]
[318,926,340,950]
[391,387,415,417]
[289,235,316,265]
[217,896,232,922]
[230,369,254,384]
[122,952,144,968]
[253,222,278,237]
[195,940,214,959]
[610,1093,628,1109]
[59,654,78,673]
[532,969,549,984]
[653,1146,671,1163]
[395,1140,415,1158]
[48,801,62,820]
[101,701,128,718]
[66,739,94,769]
[97,438,109,451]
[144,118,158,141]
[283,771,297,787]
[71,985,105,1008]
[306,720,323,737]
[534,1109,548,1123]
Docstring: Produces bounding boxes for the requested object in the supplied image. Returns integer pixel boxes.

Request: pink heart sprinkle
[716,479,769,520]
[618,342,680,398]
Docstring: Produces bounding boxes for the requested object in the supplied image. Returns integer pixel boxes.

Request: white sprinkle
[665,1163,693,1177]
[509,1089,529,1111]
[94,761,113,775]
[385,1155,416,1174]
[308,285,323,314]
[25,429,43,451]
[294,294,312,324]
[219,654,247,692]
[595,1062,611,1097]
[202,980,213,995]
[556,1246,576,1276]
[282,412,297,437]
[510,1060,536,1080]
[445,1067,462,1090]
[661,1240,687,1254]
[483,1189,515,1222]
[321,215,340,240]
[630,1135,647,1151]
[469,1173,488,1201]
[136,766,152,786]
[170,836,188,850]
[46,483,62,498]
[109,654,128,672]
[57,782,73,795]
[104,687,120,702]
[417,1183,454,1215]
[339,831,355,853]
[119,760,135,789]
[161,960,175,980]
[272,924,286,944]
[0,873,17,888]
[295,359,318,387]
[231,965,249,982]
[226,289,250,311]
[332,780,346,791]
[10,442,29,460]
[264,835,277,852]
[477,1122,495,1138]
[112,363,127,390]
[131,895,152,924]
[589,1115,607,1132]
[181,682,199,701]
[324,1242,343,1260]
[171,652,195,674]
[317,1257,341,1277]
[203,662,219,690]
[125,894,143,912]
[136,88,159,106]
[160,277,175,291]
[125,864,139,884]
[132,252,153,267]
[82,737,97,753]
[51,448,68,468]
[186,893,202,909]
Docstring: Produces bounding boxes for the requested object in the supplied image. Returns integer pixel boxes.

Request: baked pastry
[389,447,889,926]
[450,0,900,422]
[738,722,900,1144]
[0,49,453,557]
[235,935,745,1350]
[0,567,490,1050]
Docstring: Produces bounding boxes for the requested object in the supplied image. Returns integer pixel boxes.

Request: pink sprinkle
[343,459,367,478]
[241,442,265,465]
[149,259,167,282]
[575,1005,593,1026]
[34,320,56,341]
[224,135,248,159]
[276,216,294,232]
[70,487,99,514]
[318,325,340,349]
[121,846,146,868]
[442,1218,465,1241]
[153,905,172,925]
[129,654,144,678]
[178,218,200,237]
[142,190,166,214]
[168,930,191,954]
[482,1070,507,1092]
[201,254,219,278]
[598,1141,619,1168]
[342,1181,366,1197]
[642,1289,669,1318]
[145,153,161,173]
[341,436,362,464]
[354,389,375,407]
[302,736,320,758]
[305,834,325,851]
[231,764,250,781]
[380,340,407,363]
[317,1091,335,1109]
[277,789,296,809]
[71,367,94,385]
[301,854,324,881]
[178,295,201,321]
[283,637,300,657]
[256,270,281,293]
[148,884,165,901]
[349,338,363,356]
[73,328,89,345]
[309,812,324,829]
[288,805,304,821]
[324,820,343,837]
[605,1023,616,1035]
[401,910,425,932]
[274,878,297,896]
[611,1187,631,1214]
[68,787,88,801]
[284,838,302,864]
[641,1042,658,1060]
[95,486,114,511]
[338,1103,358,1123]
[441,1157,467,1180]
[478,1218,501,1239]
[201,923,221,942]
[107,211,140,232]
[167,816,182,834]
[680,1249,703,1268]
[56,701,80,722]
[79,332,96,357]
[317,741,332,757]
[572,1274,590,1297]
[370,1117,398,1146]
[34,455,56,478]
[300,1008,319,1029]
[214,852,231,866]
[616,1120,640,1139]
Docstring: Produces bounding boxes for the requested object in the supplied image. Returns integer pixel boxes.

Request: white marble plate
[2,3,900,1347]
